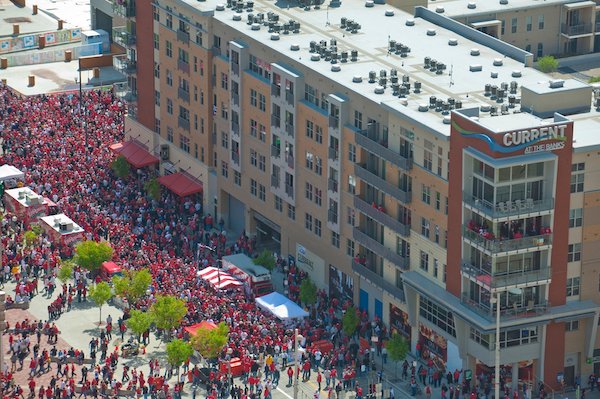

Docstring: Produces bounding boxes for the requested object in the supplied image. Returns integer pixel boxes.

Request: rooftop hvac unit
[413,81,422,93]
[368,71,376,83]
[340,51,348,62]
[350,50,358,61]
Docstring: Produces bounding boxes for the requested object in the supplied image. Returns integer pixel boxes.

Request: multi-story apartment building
[95,0,600,390]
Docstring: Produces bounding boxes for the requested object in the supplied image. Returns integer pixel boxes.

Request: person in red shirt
[28,379,35,395]
[287,366,294,386]
[317,372,322,391]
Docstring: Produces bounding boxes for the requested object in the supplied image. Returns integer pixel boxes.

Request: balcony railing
[328,178,339,193]
[285,90,294,105]
[178,59,190,74]
[112,0,135,18]
[231,121,239,136]
[177,87,190,103]
[352,260,405,302]
[355,130,413,170]
[561,23,593,35]
[285,183,294,198]
[463,226,552,254]
[461,293,550,319]
[352,227,409,269]
[328,146,339,161]
[354,164,412,204]
[328,208,338,224]
[285,123,294,137]
[596,22,600,32]
[329,115,339,129]
[463,194,554,219]
[461,261,552,289]
[271,174,280,188]
[113,55,136,74]
[232,152,240,165]
[271,84,281,97]
[178,116,190,131]
[354,196,411,237]
[112,27,136,47]
[232,92,239,106]
[177,29,190,44]
[271,115,280,128]
[271,145,281,158]
[232,62,239,76]
[286,153,294,169]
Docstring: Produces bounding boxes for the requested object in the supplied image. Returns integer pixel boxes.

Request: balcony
[113,55,136,74]
[285,123,294,137]
[286,153,294,169]
[271,145,281,158]
[463,226,552,254]
[352,227,409,269]
[463,194,554,220]
[328,208,338,224]
[112,27,136,47]
[271,115,280,128]
[285,183,294,198]
[354,196,411,237]
[177,29,190,44]
[354,164,412,204]
[232,92,239,107]
[212,46,221,57]
[178,116,190,131]
[285,90,294,105]
[231,121,240,136]
[328,178,339,193]
[329,115,339,129]
[461,261,552,290]
[561,23,593,36]
[232,152,240,165]
[232,62,239,76]
[328,146,339,161]
[355,131,413,170]
[271,84,281,97]
[271,174,280,188]
[461,293,550,319]
[177,87,190,103]
[352,260,405,302]
[177,59,190,74]
[112,0,135,18]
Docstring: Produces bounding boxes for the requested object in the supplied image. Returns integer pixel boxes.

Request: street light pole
[294,328,303,399]
[493,292,501,399]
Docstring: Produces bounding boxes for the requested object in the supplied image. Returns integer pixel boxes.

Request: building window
[537,43,543,58]
[166,70,173,86]
[306,152,314,170]
[166,12,172,29]
[179,134,190,153]
[167,127,174,143]
[424,150,433,171]
[314,188,322,206]
[153,33,159,49]
[259,124,266,142]
[433,259,439,278]
[348,143,356,163]
[315,157,322,176]
[288,204,296,220]
[434,225,440,244]
[274,195,283,212]
[538,15,544,30]
[166,40,173,57]
[314,219,322,237]
[346,239,355,257]
[250,149,257,167]
[305,213,313,231]
[347,207,355,226]
[234,171,241,186]
[258,155,266,172]
[305,182,314,201]
[153,5,159,20]
[501,19,505,35]
[332,232,340,248]
[354,110,363,130]
[571,163,585,193]
[250,179,257,196]
[569,209,583,228]
[348,175,356,195]
[419,297,456,337]
[526,16,532,31]
[567,277,581,297]
[435,192,441,211]
[259,94,266,112]
[154,90,160,106]
[259,184,266,201]
[306,120,314,139]
[166,99,173,115]
[250,119,257,138]
[420,251,429,272]
[565,321,579,331]
[250,89,257,107]
[511,17,518,33]
[422,184,431,204]
[221,161,229,178]
[315,126,323,144]
[421,217,430,238]
[437,147,443,176]
[568,243,581,262]
[304,83,320,107]
[221,131,228,149]
[525,44,531,53]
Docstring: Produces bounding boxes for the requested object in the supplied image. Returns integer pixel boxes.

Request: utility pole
[493,292,501,399]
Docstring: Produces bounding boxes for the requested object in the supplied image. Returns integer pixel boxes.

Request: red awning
[184,321,218,336]
[109,141,159,169]
[157,173,203,197]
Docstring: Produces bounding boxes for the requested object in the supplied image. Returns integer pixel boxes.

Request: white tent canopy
[255,292,309,320]
[0,165,24,181]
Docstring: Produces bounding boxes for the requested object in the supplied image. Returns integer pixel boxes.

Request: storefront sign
[296,243,325,288]
[329,264,354,301]
[390,304,412,343]
[419,324,448,370]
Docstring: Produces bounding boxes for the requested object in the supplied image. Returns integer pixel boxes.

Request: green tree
[537,55,559,73]
[30,223,43,236]
[57,260,75,283]
[126,309,154,342]
[149,295,187,341]
[74,240,113,272]
[166,339,194,377]
[190,322,229,360]
[589,76,600,83]
[111,155,131,179]
[252,250,275,271]
[23,230,39,248]
[89,281,113,325]
[386,333,409,377]
[144,178,161,201]
[342,305,360,337]
[113,269,152,305]
[299,277,317,307]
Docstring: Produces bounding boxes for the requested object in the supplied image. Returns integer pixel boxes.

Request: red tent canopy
[184,321,218,336]
[157,173,203,197]
[197,267,243,290]
[102,261,121,275]
[109,141,159,169]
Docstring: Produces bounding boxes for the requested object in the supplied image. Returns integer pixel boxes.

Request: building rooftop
[177,0,600,146]
[426,0,594,18]
[0,0,75,37]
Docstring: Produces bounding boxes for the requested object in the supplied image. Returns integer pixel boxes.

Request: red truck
[221,254,273,297]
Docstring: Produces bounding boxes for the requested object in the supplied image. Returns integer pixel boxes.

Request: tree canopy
[126,309,154,340]
[149,295,187,336]
[23,229,39,248]
[190,322,229,360]
[253,250,275,270]
[89,281,113,324]
[111,155,131,179]
[57,260,75,283]
[74,240,113,272]
[144,178,161,201]
[537,55,559,73]
[342,305,360,337]
[113,269,152,305]
[299,277,317,307]
[166,339,194,374]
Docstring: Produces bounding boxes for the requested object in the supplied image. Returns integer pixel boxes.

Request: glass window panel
[511,183,526,201]
[512,165,526,180]
[499,168,511,182]
[527,162,544,178]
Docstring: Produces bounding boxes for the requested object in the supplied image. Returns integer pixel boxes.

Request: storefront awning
[157,172,203,197]
[109,141,159,169]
